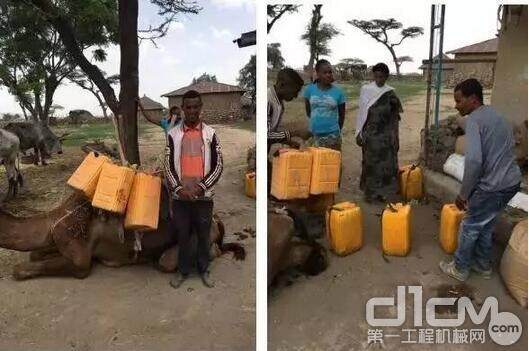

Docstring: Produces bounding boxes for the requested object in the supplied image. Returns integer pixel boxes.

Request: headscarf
[355,81,394,137]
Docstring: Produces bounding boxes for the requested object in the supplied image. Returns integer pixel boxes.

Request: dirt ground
[0,122,256,351]
[268,90,528,350]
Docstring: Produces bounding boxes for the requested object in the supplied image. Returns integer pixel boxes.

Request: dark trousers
[171,199,214,275]
[454,183,520,272]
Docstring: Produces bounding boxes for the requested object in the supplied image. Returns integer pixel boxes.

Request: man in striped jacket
[163,90,223,289]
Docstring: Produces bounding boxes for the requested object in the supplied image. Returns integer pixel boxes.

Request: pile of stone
[420,115,465,172]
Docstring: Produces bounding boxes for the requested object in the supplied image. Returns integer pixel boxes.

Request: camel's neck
[0,211,55,251]
[0,192,87,251]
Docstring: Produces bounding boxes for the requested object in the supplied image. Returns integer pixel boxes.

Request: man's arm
[268,129,291,144]
[460,118,483,200]
[138,98,163,127]
[304,98,311,119]
[198,133,223,191]
[267,99,291,143]
[163,134,183,195]
[338,103,345,130]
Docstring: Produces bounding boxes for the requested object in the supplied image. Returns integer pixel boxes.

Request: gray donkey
[4,122,66,166]
[0,128,23,199]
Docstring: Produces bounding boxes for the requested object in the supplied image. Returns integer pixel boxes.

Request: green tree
[267,5,300,33]
[192,73,218,84]
[238,55,256,103]
[267,43,285,70]
[0,1,117,125]
[348,18,423,76]
[69,69,120,119]
[301,5,340,70]
[27,0,201,164]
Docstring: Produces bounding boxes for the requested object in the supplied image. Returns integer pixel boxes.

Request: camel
[0,189,245,280]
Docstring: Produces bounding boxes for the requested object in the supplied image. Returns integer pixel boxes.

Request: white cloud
[161,56,181,66]
[172,22,185,30]
[165,21,185,36]
[211,26,233,39]
[191,40,207,49]
[210,0,253,9]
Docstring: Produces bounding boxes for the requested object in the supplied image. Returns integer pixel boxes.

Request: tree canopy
[267,43,285,70]
[23,0,200,164]
[238,55,256,103]
[0,0,118,124]
[267,5,300,33]
[192,73,218,84]
[348,18,423,76]
[301,5,340,70]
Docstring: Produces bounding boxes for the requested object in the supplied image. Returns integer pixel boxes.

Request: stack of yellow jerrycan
[382,203,412,256]
[439,204,465,253]
[245,172,256,199]
[124,173,162,231]
[67,152,111,199]
[91,163,135,214]
[399,164,423,201]
[326,202,363,256]
[308,147,341,195]
[271,148,313,200]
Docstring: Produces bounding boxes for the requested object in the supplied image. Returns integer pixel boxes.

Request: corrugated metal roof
[446,38,498,55]
[162,81,246,97]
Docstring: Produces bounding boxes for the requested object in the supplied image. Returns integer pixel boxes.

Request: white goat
[0,128,23,199]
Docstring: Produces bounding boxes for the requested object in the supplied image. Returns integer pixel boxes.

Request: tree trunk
[94,92,109,119]
[19,103,28,121]
[39,75,59,125]
[387,45,401,77]
[307,5,323,72]
[116,0,140,165]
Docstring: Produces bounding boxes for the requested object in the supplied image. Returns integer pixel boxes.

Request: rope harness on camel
[50,198,145,261]
[50,200,93,240]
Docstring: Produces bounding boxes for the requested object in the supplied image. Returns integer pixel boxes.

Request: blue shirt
[160,116,180,133]
[303,83,346,135]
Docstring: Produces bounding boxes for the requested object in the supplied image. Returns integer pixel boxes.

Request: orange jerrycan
[382,203,412,256]
[67,152,111,199]
[91,163,135,214]
[245,172,256,199]
[439,204,465,254]
[308,147,341,195]
[124,173,162,231]
[326,202,363,256]
[270,149,313,200]
[400,164,423,201]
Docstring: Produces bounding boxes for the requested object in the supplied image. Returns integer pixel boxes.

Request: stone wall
[447,53,496,88]
[168,92,245,124]
[420,115,465,172]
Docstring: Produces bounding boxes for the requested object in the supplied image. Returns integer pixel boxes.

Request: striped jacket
[163,120,223,200]
[268,86,291,144]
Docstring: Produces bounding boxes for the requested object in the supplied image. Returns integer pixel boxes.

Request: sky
[267,2,500,74]
[0,0,255,116]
